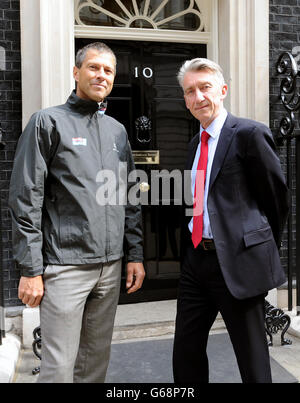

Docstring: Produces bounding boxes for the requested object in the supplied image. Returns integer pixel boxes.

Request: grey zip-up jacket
[9,91,143,277]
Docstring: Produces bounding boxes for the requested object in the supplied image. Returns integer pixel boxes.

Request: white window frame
[74,0,218,62]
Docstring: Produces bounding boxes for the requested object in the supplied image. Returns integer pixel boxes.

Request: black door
[75,39,206,302]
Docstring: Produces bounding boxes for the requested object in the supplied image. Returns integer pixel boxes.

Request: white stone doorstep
[0,334,21,383]
[288,309,300,339]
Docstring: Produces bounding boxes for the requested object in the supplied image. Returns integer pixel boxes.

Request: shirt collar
[199,108,228,139]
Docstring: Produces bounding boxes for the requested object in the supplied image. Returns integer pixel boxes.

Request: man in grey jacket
[9,42,145,383]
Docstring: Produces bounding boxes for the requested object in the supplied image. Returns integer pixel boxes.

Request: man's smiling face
[73,49,116,103]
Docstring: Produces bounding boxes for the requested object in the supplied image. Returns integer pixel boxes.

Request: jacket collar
[67,90,102,114]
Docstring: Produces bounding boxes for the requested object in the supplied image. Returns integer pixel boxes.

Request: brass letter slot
[132,150,160,165]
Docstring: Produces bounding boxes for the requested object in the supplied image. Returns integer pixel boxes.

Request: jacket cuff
[126,255,144,263]
[18,264,44,277]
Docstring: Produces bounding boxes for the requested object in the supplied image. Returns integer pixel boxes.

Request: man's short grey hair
[75,42,117,71]
[177,58,225,89]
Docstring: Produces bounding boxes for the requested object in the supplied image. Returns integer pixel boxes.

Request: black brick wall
[0,0,21,306]
[269,0,299,275]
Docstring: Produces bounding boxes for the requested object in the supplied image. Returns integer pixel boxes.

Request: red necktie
[192,130,210,248]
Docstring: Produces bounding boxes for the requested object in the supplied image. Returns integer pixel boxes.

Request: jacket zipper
[94,112,110,262]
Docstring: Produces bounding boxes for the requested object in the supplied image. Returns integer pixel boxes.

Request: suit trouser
[173,244,272,383]
[37,260,121,383]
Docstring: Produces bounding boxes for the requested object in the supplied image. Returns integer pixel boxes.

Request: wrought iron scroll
[275,52,300,316]
[276,52,300,142]
[265,301,292,346]
[32,326,41,375]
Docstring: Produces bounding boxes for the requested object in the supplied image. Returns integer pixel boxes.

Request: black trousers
[173,244,272,383]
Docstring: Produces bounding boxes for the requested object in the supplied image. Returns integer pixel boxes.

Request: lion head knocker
[135,116,152,144]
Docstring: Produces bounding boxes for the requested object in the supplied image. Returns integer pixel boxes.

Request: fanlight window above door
[75,0,207,32]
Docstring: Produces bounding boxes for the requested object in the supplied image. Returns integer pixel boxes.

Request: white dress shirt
[188,108,228,239]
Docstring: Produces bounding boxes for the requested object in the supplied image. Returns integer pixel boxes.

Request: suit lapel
[209,113,237,191]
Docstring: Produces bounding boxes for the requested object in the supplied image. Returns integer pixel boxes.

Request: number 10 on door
[134,67,153,79]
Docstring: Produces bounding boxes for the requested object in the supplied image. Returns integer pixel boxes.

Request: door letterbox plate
[132,150,160,165]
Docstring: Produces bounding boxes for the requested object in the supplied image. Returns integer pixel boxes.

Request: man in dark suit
[172,58,289,383]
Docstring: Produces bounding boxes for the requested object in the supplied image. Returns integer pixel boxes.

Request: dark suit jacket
[182,112,289,299]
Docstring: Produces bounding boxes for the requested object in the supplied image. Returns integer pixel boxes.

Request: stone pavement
[1,300,300,383]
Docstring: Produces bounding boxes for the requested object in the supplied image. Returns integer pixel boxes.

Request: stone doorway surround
[20,0,270,128]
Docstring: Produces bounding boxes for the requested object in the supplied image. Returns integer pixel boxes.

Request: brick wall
[0,0,21,306]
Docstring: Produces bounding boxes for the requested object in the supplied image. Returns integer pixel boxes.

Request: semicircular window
[75,0,206,32]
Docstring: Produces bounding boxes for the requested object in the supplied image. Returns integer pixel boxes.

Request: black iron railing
[275,52,300,316]
[265,301,292,346]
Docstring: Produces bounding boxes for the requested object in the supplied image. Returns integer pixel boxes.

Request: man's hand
[126,262,145,294]
[18,275,44,308]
